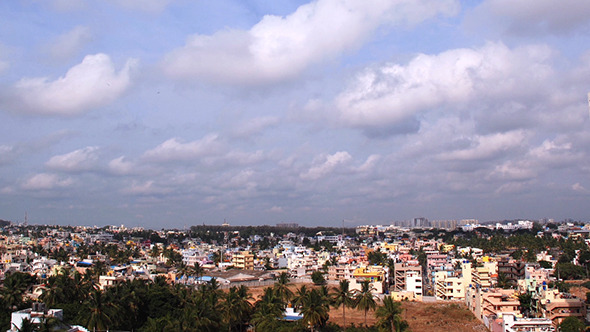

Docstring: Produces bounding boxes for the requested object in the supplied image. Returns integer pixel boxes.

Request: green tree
[375,296,407,332]
[251,287,285,332]
[223,285,253,332]
[558,316,585,332]
[555,262,585,280]
[355,280,377,326]
[311,271,326,285]
[85,289,115,332]
[518,292,533,317]
[273,272,294,304]
[292,285,309,311]
[331,279,355,329]
[300,288,330,332]
[1,272,36,310]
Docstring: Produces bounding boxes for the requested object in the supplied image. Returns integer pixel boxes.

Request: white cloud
[268,206,284,213]
[47,26,92,60]
[334,42,553,129]
[300,151,352,180]
[572,183,587,193]
[46,146,99,171]
[439,130,526,161]
[6,53,136,115]
[162,0,458,84]
[122,180,168,195]
[22,173,73,190]
[108,156,134,175]
[143,134,220,162]
[488,160,536,181]
[355,154,381,172]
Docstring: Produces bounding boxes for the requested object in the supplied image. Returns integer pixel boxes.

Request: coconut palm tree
[85,288,115,332]
[375,296,407,332]
[273,272,294,304]
[355,280,377,326]
[292,285,309,311]
[251,287,285,332]
[300,288,330,332]
[331,279,355,328]
[223,285,253,332]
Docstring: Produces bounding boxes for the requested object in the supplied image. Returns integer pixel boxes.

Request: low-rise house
[489,312,554,332]
[535,288,586,326]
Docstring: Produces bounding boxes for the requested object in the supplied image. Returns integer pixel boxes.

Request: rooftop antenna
[24,212,28,226]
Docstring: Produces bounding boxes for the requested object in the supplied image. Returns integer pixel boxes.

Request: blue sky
[1,0,590,228]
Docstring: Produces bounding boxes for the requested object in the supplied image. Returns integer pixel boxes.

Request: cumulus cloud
[4,53,136,115]
[122,180,169,195]
[162,0,458,84]
[572,183,587,193]
[143,134,220,162]
[108,156,135,175]
[47,26,92,60]
[488,160,536,181]
[46,146,99,171]
[334,42,553,131]
[268,206,284,213]
[355,154,381,172]
[21,173,73,190]
[300,151,352,180]
[528,139,579,165]
[439,130,526,161]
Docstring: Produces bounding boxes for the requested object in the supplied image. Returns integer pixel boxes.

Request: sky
[1,0,590,229]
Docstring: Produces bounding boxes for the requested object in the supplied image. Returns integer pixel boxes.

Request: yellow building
[232,251,254,270]
[350,265,386,294]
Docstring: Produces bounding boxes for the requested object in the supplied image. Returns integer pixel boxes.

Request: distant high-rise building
[412,217,429,228]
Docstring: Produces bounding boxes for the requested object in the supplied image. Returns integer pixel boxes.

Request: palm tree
[224,285,253,332]
[192,263,204,283]
[176,262,191,284]
[292,285,309,311]
[331,279,355,328]
[355,280,377,326]
[273,272,294,304]
[15,317,35,332]
[2,272,35,310]
[85,289,115,332]
[251,287,285,332]
[375,296,407,332]
[300,288,330,332]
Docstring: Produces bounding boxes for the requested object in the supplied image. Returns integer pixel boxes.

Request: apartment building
[232,251,254,270]
[497,259,526,286]
[394,263,422,296]
[472,266,493,289]
[327,264,356,281]
[535,288,586,326]
[466,288,520,321]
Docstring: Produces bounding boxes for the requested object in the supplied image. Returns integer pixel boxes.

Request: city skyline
[1,1,590,228]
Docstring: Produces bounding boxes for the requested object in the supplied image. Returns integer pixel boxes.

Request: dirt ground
[246,284,488,331]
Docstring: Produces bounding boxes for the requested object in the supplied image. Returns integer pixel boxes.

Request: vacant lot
[246,284,487,331]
